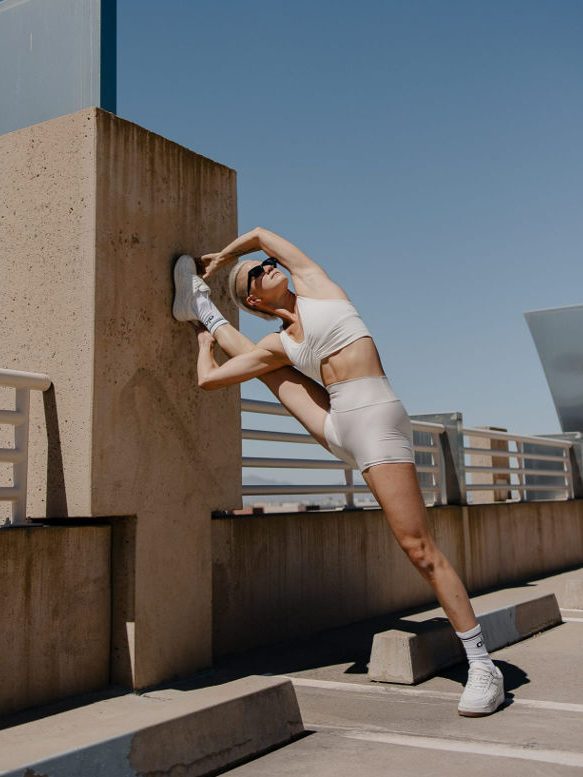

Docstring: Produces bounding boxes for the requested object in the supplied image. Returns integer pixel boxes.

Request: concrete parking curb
[557,577,583,609]
[368,593,562,684]
[0,676,304,777]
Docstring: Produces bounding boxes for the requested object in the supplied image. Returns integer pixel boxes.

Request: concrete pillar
[0,109,241,689]
[410,412,466,505]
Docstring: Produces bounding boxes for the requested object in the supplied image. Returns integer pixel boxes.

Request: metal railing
[242,398,578,508]
[464,426,574,502]
[242,398,447,507]
[0,368,52,525]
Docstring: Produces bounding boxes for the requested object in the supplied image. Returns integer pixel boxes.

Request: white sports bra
[279,296,372,383]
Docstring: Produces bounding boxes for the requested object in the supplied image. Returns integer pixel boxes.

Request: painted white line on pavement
[305,724,583,768]
[282,676,583,714]
[562,617,583,623]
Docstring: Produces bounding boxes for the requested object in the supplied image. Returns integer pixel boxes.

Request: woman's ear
[247,294,274,317]
[247,294,270,309]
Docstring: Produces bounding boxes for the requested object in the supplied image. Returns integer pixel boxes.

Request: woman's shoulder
[257,331,289,356]
[292,267,349,300]
[297,292,352,304]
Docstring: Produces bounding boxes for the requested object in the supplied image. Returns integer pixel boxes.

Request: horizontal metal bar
[464,447,517,458]
[463,426,571,449]
[244,429,444,453]
[464,447,566,463]
[243,457,439,474]
[411,421,446,433]
[243,456,347,469]
[0,448,25,464]
[414,444,440,455]
[466,466,567,478]
[242,483,442,497]
[0,410,25,426]
[0,368,51,391]
[241,399,447,437]
[241,398,291,417]
[518,453,568,463]
[242,428,317,444]
[466,483,569,492]
[0,487,20,501]
[242,484,371,496]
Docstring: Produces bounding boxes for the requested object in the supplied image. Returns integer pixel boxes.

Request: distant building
[525,303,583,433]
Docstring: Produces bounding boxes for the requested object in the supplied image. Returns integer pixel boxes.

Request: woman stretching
[172,226,505,717]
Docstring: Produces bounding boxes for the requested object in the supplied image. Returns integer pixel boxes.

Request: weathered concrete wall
[212,506,464,657]
[0,525,111,716]
[212,499,583,657]
[466,499,583,591]
[0,110,98,517]
[0,109,241,689]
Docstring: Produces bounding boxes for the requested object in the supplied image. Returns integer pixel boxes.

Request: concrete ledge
[368,593,562,684]
[557,578,583,609]
[0,676,304,777]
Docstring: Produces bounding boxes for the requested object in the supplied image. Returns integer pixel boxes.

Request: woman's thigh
[212,322,331,445]
[260,368,330,447]
[363,462,432,543]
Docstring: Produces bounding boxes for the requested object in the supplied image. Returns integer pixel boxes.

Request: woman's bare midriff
[320,337,385,386]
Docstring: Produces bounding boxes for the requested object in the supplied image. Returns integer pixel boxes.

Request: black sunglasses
[247,257,278,296]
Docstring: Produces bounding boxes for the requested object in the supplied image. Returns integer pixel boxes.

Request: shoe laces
[466,663,495,691]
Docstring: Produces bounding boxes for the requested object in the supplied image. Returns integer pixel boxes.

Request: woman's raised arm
[202,227,324,280]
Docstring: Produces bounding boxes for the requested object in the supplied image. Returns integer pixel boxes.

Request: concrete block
[0,525,111,715]
[368,593,562,684]
[0,676,304,777]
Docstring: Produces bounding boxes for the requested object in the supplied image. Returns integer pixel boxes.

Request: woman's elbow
[198,376,216,391]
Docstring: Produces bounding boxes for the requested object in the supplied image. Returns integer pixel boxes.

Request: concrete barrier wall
[0,525,111,716]
[212,506,464,657]
[466,500,583,591]
[212,499,583,657]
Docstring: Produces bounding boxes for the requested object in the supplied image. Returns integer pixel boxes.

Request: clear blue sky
[118,0,583,437]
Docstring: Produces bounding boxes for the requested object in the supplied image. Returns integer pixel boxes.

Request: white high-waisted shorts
[323,376,415,472]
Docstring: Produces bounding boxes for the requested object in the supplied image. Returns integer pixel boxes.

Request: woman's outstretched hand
[201,252,235,279]
[193,322,215,349]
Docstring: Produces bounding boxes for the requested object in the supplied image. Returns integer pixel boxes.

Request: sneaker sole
[172,255,198,322]
[458,688,506,717]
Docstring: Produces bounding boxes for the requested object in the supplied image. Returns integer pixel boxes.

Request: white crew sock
[455,623,494,667]
[192,288,228,335]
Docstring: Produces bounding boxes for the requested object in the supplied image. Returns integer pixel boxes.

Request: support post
[411,412,466,505]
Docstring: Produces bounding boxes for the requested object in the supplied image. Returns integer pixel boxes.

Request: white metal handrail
[462,426,574,502]
[463,426,571,447]
[241,398,447,507]
[0,368,52,525]
[241,398,579,507]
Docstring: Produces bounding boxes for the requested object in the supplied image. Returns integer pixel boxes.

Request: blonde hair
[228,261,277,320]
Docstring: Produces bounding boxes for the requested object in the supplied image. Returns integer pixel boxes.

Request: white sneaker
[172,255,210,322]
[458,661,505,717]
